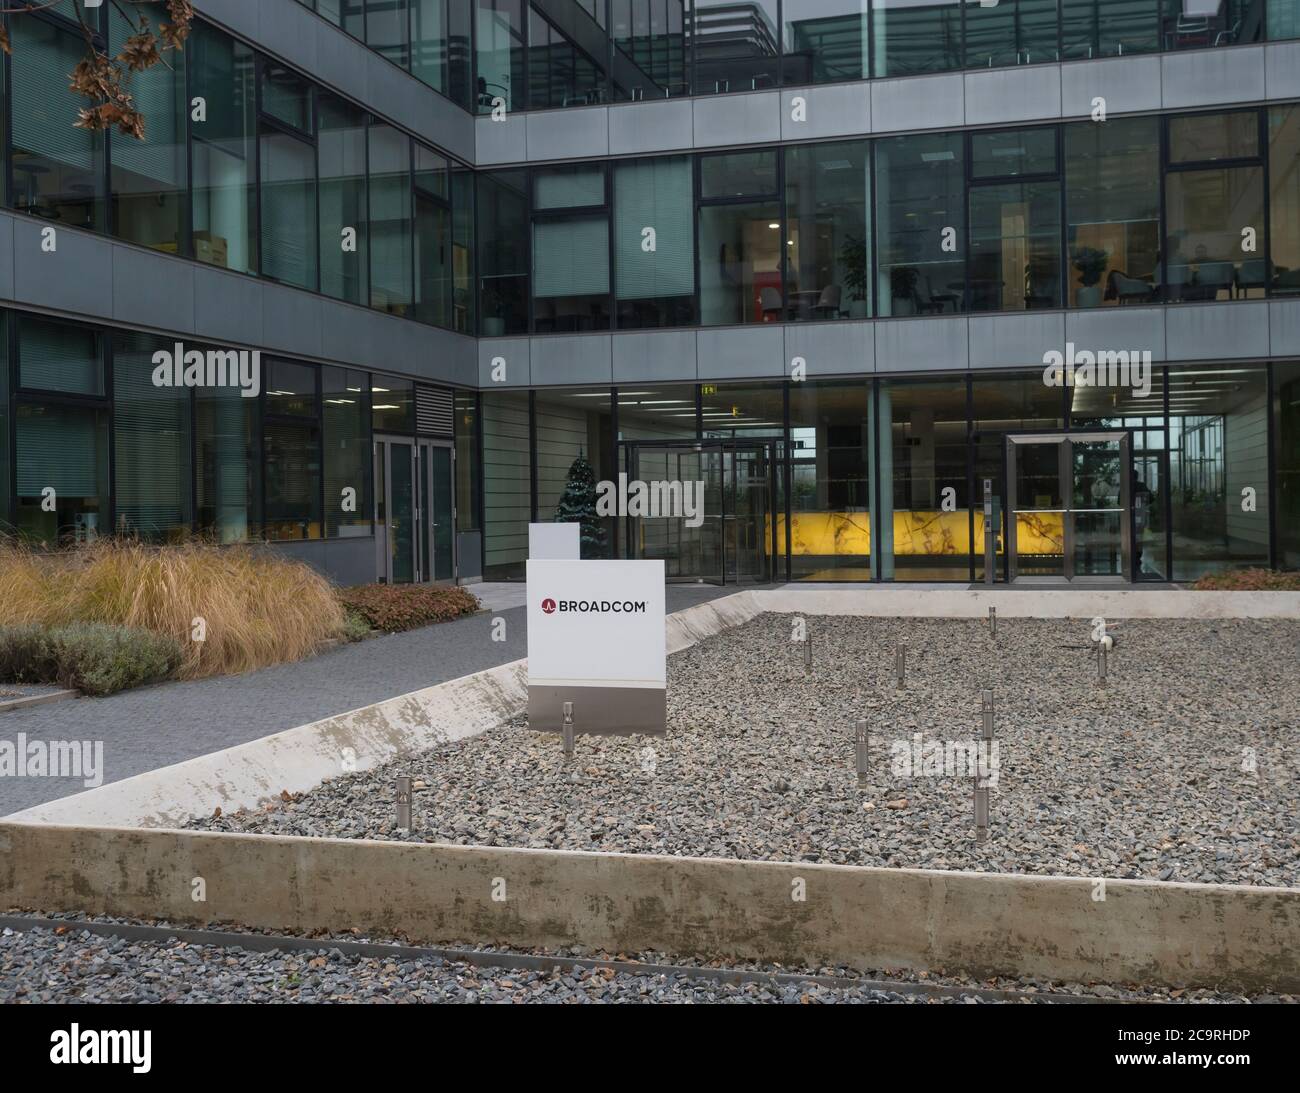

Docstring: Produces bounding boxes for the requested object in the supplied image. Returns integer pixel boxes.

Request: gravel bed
[3,917,1286,1004]
[191,614,1300,887]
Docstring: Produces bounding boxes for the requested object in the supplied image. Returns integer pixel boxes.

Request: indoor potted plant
[839,234,870,318]
[1072,247,1110,308]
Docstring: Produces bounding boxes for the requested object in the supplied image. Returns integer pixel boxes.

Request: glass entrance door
[375,435,455,583]
[1007,433,1130,582]
[625,439,777,584]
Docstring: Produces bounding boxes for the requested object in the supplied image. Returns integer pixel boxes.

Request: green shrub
[1192,568,1300,592]
[341,606,373,642]
[0,623,182,696]
[337,585,481,633]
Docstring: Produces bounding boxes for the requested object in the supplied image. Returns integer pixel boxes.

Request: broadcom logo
[542,598,557,614]
[541,599,648,615]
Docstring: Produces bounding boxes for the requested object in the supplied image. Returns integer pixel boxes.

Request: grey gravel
[193,615,1300,888]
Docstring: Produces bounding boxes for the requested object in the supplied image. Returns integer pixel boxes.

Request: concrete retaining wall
[2,822,1296,992]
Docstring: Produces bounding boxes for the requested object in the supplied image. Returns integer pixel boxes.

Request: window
[190,23,257,275]
[412,0,474,106]
[323,366,372,538]
[1272,0,1300,40]
[0,317,8,532]
[9,17,106,231]
[18,317,103,396]
[533,165,610,331]
[878,378,971,581]
[452,166,476,333]
[1276,361,1300,569]
[1268,105,1300,297]
[476,0,527,113]
[260,128,318,290]
[478,170,530,335]
[876,132,965,316]
[367,0,411,69]
[698,150,782,325]
[785,141,870,321]
[1163,0,1263,51]
[1065,116,1161,308]
[611,0,688,101]
[965,0,1059,69]
[481,390,532,578]
[528,1,609,109]
[372,376,416,432]
[782,0,870,85]
[263,360,321,541]
[318,95,369,305]
[969,128,1062,311]
[1061,0,1159,59]
[871,0,963,77]
[413,145,453,327]
[369,122,415,315]
[455,390,481,532]
[113,333,192,540]
[1164,112,1265,303]
[15,403,110,546]
[614,156,695,327]
[535,387,615,557]
[789,381,871,581]
[196,385,259,543]
[690,0,780,94]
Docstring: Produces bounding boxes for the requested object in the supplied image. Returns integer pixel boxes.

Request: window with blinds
[533,217,610,297]
[260,129,318,290]
[318,95,370,306]
[369,122,415,314]
[113,333,192,540]
[614,157,694,302]
[532,165,610,330]
[18,317,103,397]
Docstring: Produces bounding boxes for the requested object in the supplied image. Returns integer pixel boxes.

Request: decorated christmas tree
[554,451,608,558]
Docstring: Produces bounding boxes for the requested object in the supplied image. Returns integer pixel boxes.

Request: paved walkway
[0,583,737,815]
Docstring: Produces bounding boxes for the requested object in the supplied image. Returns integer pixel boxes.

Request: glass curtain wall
[690,0,780,94]
[1269,105,1300,296]
[481,389,532,578]
[614,156,696,326]
[698,150,783,325]
[260,67,319,291]
[263,359,323,540]
[611,0,688,100]
[369,122,415,315]
[782,1,870,85]
[455,391,481,534]
[196,383,260,543]
[871,0,963,77]
[413,145,453,327]
[478,170,530,335]
[475,0,527,112]
[965,0,1060,68]
[535,387,616,556]
[785,140,870,320]
[323,366,372,538]
[318,95,370,305]
[528,0,609,108]
[1276,361,1300,568]
[532,165,611,331]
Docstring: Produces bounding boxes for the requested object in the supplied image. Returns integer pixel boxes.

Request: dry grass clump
[0,538,344,679]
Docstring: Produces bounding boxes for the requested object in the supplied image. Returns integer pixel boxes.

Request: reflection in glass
[690,0,780,94]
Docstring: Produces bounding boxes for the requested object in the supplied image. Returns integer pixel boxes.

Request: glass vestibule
[374,434,455,583]
[1006,433,1131,581]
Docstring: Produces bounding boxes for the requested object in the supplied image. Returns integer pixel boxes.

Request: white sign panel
[529,521,580,560]
[526,559,666,735]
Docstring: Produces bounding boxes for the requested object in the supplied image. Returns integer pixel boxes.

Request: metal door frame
[621,437,779,585]
[375,435,457,585]
[417,437,457,585]
[1006,431,1131,584]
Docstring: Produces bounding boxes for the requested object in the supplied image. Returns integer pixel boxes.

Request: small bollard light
[974,782,989,842]
[895,644,906,689]
[854,720,869,786]
[562,701,576,759]
[974,689,994,842]
[395,776,412,831]
[989,605,997,640]
[804,633,812,673]
[1097,640,1108,687]
[981,689,994,741]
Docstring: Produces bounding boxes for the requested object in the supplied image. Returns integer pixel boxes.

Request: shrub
[338,584,480,633]
[0,538,345,679]
[341,606,373,642]
[1192,568,1300,592]
[0,623,182,696]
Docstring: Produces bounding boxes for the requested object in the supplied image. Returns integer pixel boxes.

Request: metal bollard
[562,701,576,759]
[804,633,812,674]
[854,720,869,786]
[395,776,412,831]
[895,645,906,689]
[975,690,994,842]
[989,605,997,640]
[981,689,994,741]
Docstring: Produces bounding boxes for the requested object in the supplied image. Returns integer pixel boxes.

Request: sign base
[528,685,667,736]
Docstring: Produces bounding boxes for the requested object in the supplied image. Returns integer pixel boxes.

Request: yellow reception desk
[767,511,1066,557]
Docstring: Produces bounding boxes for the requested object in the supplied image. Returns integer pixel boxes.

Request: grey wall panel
[527,107,609,161]
[1065,307,1166,362]
[191,0,258,41]
[1165,302,1270,361]
[696,325,783,379]
[378,313,433,377]
[1161,46,1266,110]
[272,536,376,586]
[368,54,421,132]
[1060,55,1161,120]
[419,85,476,164]
[313,15,371,107]
[874,316,968,373]
[871,73,964,134]
[780,83,871,141]
[457,531,483,580]
[1269,298,1300,358]
[611,329,697,383]
[255,0,319,76]
[0,216,12,302]
[479,338,532,386]
[1265,41,1300,101]
[693,91,781,147]
[260,281,324,360]
[10,218,114,322]
[608,99,694,156]
[317,299,376,365]
[413,328,479,388]
[529,334,613,386]
[969,312,1066,369]
[112,246,196,333]
[783,322,873,377]
[964,65,1062,126]
[476,114,529,165]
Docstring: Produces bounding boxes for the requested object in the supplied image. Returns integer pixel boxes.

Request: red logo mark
[541,598,557,614]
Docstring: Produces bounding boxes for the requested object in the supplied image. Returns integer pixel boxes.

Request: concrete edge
[1,822,1296,992]
[0,689,79,714]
